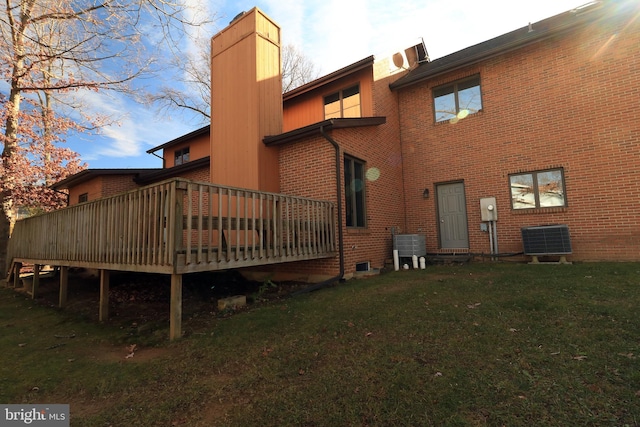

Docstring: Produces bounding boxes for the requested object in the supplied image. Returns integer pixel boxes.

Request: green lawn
[1,262,639,426]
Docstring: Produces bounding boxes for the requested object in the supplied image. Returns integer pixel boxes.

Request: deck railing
[7,179,337,275]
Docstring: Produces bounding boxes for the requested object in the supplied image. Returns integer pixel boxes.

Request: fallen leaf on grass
[434,372,443,377]
[467,303,481,309]
[509,328,518,333]
[550,351,561,355]
[618,352,635,359]
[18,343,26,347]
[365,332,373,337]
[572,355,588,361]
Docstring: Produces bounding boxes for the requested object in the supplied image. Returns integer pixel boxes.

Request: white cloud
[64,89,194,168]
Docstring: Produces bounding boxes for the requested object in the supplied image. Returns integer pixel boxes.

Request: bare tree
[149,42,319,123]
[0,0,212,273]
[282,44,319,93]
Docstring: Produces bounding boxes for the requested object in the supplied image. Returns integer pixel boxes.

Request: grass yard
[1,262,639,426]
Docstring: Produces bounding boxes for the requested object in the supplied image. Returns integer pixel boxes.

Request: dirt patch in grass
[13,268,312,340]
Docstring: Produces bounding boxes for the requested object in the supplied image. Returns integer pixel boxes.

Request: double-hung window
[510,168,566,209]
[324,85,361,119]
[174,147,190,166]
[344,155,366,227]
[433,75,482,123]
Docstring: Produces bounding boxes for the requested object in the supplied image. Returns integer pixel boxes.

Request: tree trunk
[0,56,24,275]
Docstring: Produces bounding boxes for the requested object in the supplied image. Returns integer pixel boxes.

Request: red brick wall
[276,86,406,277]
[101,175,141,199]
[397,14,640,261]
[179,166,210,183]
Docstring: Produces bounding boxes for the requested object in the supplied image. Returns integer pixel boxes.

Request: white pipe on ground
[393,249,400,271]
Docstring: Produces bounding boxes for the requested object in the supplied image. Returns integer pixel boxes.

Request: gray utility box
[393,234,426,257]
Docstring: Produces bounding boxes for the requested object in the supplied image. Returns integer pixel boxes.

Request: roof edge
[390,1,607,90]
[147,125,210,154]
[263,117,386,147]
[283,56,375,101]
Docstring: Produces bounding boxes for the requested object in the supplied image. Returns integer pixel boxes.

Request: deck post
[31,264,41,299]
[12,262,22,288]
[99,270,110,322]
[59,266,68,308]
[170,274,182,341]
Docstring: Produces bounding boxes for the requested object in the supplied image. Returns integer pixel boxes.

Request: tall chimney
[210,8,282,192]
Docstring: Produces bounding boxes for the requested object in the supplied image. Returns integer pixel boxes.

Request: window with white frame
[510,168,566,209]
[433,75,482,123]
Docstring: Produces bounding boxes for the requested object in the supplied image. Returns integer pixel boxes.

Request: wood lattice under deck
[6,178,337,340]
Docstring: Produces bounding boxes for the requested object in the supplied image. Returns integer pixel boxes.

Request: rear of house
[391,0,640,261]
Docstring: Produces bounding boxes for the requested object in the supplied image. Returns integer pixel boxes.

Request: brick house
[391,0,640,262]
[42,0,640,282]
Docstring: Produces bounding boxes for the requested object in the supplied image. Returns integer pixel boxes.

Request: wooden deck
[6,178,337,339]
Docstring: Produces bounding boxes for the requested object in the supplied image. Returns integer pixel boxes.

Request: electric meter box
[480,197,497,221]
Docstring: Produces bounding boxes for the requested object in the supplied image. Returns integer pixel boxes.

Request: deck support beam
[12,262,22,288]
[32,264,40,299]
[99,270,110,322]
[170,274,182,341]
[59,266,68,308]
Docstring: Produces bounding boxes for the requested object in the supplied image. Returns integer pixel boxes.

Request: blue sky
[67,0,588,170]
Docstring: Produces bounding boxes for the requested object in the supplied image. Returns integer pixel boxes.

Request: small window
[510,168,566,209]
[344,155,366,227]
[174,147,190,166]
[78,193,88,203]
[433,75,482,123]
[324,85,361,119]
[356,261,370,272]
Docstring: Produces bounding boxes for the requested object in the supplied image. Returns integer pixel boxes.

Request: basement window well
[355,261,370,272]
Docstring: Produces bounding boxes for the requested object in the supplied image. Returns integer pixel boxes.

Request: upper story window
[174,147,190,166]
[344,154,366,228]
[510,168,566,209]
[324,85,361,119]
[433,75,482,123]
